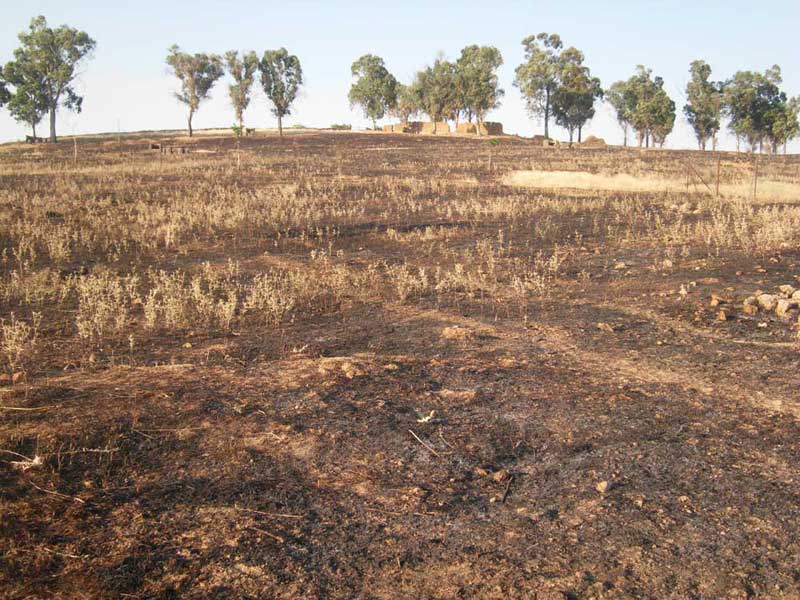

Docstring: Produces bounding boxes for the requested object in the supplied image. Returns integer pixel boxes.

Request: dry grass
[504,168,800,202]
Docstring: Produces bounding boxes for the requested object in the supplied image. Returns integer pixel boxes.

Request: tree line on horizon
[1,15,798,152]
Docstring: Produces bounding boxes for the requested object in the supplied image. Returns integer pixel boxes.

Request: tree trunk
[278,114,283,137]
[188,109,194,137]
[578,125,582,144]
[49,105,57,143]
[568,128,574,147]
[544,89,550,139]
[622,124,628,147]
[372,118,376,130]
[32,122,37,139]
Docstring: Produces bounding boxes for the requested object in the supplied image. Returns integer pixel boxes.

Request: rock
[613,261,627,270]
[793,290,800,300]
[492,469,511,484]
[742,303,759,316]
[709,294,729,307]
[340,361,366,379]
[596,322,616,333]
[596,480,610,494]
[775,299,799,318]
[757,294,779,312]
[716,309,729,321]
[441,326,475,342]
[12,372,25,384]
[778,285,796,298]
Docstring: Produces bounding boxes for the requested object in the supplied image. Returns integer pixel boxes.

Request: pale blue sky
[1,1,798,150]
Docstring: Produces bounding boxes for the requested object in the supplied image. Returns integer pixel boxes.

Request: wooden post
[752,153,759,200]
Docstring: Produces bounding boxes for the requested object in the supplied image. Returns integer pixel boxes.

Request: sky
[1,0,799,151]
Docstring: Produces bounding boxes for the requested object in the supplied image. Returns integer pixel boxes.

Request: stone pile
[735,284,800,330]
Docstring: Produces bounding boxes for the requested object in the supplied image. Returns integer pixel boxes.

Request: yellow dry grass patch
[503,169,800,203]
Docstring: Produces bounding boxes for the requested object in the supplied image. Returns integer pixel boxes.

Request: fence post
[752,153,759,201]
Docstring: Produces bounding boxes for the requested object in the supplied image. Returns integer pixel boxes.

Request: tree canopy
[684,60,724,150]
[388,83,419,124]
[259,48,303,137]
[0,78,9,108]
[412,57,459,133]
[225,50,258,129]
[723,66,794,152]
[609,66,675,147]
[348,54,398,129]
[2,57,49,138]
[513,33,564,138]
[455,45,503,133]
[166,45,224,137]
[5,16,95,142]
[550,48,602,145]
[606,80,636,146]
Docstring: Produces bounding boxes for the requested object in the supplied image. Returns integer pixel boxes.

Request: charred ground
[1,132,799,598]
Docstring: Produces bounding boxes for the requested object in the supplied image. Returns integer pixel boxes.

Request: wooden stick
[501,475,515,503]
[28,480,85,504]
[235,506,304,519]
[408,429,441,458]
[248,526,284,543]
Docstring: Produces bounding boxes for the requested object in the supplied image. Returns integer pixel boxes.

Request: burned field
[1,132,799,598]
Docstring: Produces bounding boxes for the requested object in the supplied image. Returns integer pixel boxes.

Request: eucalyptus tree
[7,16,95,142]
[684,60,724,150]
[259,48,303,137]
[166,45,224,137]
[611,66,675,148]
[724,66,788,152]
[455,45,503,135]
[550,48,602,145]
[514,33,563,138]
[412,57,458,133]
[769,96,800,154]
[2,59,49,138]
[606,80,635,146]
[388,83,419,124]
[348,54,398,129]
[225,50,259,129]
